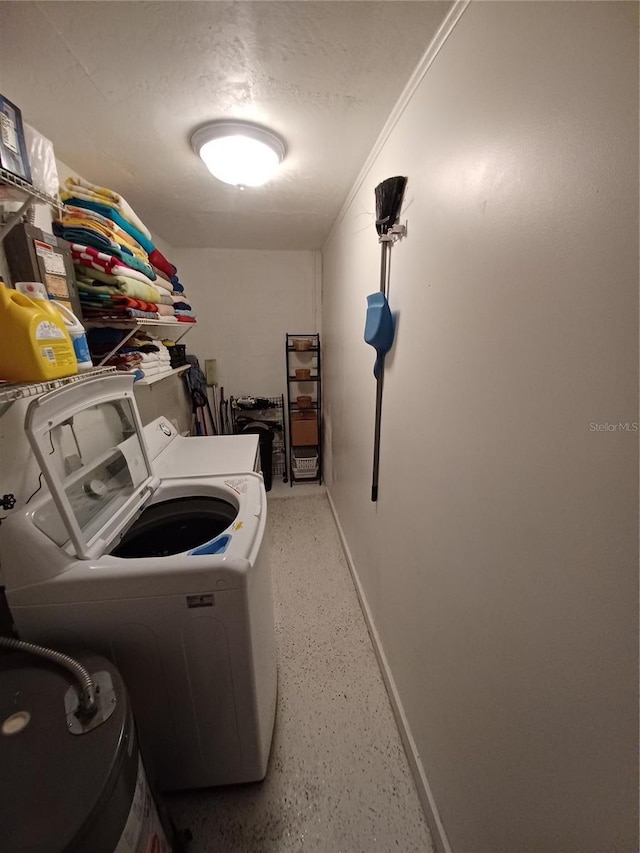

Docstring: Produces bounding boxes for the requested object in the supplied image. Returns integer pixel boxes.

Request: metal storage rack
[83,317,194,368]
[230,395,288,486]
[0,366,118,416]
[0,167,63,286]
[285,333,321,485]
[0,172,194,381]
[0,167,62,242]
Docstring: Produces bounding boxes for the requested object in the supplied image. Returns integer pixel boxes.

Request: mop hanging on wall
[364,175,408,502]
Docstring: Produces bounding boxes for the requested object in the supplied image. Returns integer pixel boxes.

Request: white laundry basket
[292,447,318,478]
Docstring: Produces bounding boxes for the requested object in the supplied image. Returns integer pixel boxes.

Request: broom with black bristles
[375,177,407,241]
[364,175,408,502]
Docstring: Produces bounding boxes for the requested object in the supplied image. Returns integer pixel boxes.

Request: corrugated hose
[0,636,97,717]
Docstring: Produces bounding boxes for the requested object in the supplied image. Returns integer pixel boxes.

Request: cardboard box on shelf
[3,223,83,320]
[291,412,318,446]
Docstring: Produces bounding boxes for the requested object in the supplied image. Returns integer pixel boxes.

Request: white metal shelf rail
[83,318,194,367]
[0,366,118,416]
[0,167,62,242]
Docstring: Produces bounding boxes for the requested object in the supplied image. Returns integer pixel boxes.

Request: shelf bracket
[96,326,138,367]
[0,197,34,242]
[0,167,63,244]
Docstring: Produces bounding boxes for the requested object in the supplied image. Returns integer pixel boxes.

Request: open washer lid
[25,373,159,560]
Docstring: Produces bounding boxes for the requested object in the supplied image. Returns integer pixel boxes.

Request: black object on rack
[230,395,288,489]
[285,333,322,486]
[184,356,217,436]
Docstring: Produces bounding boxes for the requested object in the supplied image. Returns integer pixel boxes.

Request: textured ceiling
[0,1,451,250]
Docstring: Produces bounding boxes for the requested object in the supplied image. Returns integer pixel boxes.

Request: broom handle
[372,240,389,502]
[379,238,388,294]
[371,368,384,502]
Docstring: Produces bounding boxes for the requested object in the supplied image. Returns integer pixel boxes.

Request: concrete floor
[168,493,433,852]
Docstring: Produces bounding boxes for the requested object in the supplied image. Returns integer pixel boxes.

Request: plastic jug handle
[50,301,76,324]
[6,289,37,309]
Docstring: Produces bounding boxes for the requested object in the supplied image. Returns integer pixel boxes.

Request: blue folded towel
[63,196,155,254]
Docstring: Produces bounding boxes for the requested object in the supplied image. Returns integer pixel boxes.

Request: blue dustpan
[364,292,394,379]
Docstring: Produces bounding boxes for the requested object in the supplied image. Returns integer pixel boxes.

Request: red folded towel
[149,248,176,278]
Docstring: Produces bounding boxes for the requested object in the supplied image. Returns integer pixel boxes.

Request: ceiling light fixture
[191,120,286,188]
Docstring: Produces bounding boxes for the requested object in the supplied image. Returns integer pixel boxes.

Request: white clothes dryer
[1,374,277,792]
[143,415,262,479]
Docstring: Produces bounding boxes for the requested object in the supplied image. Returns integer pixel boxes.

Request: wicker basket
[292,338,313,351]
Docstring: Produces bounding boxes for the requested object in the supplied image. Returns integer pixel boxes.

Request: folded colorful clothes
[150,275,173,294]
[128,308,158,319]
[71,245,157,285]
[149,248,176,279]
[54,223,121,254]
[65,176,152,240]
[62,195,155,254]
[64,206,147,257]
[71,243,120,273]
[149,286,173,305]
[105,353,143,369]
[152,266,172,284]
[112,295,158,312]
[55,225,153,274]
[82,306,158,320]
[75,266,159,300]
[59,213,148,262]
[67,237,155,279]
[76,270,160,304]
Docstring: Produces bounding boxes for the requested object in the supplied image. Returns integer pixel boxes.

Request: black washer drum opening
[112,496,238,559]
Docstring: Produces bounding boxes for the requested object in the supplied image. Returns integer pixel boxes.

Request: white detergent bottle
[52,302,93,371]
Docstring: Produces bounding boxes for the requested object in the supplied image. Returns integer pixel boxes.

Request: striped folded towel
[71,244,157,285]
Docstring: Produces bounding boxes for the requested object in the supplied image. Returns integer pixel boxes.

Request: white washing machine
[1,373,277,792]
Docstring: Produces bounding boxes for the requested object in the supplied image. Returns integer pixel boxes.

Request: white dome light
[191,120,286,188]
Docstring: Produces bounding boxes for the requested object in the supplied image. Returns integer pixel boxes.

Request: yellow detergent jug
[0,283,78,382]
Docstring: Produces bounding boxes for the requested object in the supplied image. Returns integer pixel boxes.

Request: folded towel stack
[151,264,197,323]
[87,328,176,379]
[133,340,173,379]
[76,268,171,321]
[58,177,197,336]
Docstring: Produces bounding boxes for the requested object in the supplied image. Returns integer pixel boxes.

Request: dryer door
[25,373,159,559]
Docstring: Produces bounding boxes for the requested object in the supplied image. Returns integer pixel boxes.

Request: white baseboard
[326,488,453,853]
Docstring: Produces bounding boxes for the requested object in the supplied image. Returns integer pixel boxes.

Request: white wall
[171,248,319,399]
[322,4,638,853]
